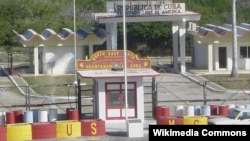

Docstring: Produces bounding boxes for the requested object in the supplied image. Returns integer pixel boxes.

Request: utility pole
[231,0,239,77]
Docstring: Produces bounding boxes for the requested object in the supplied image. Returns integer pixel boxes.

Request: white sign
[106,1,185,16]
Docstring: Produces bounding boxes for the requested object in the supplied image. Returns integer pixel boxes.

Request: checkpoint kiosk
[76,50,160,123]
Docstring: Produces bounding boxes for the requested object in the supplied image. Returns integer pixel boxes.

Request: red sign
[77,50,151,70]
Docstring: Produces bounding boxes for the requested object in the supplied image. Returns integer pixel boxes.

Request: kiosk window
[122,90,135,106]
[108,91,120,106]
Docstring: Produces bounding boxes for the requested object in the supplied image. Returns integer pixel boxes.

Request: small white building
[187,22,250,72]
[13,28,107,75]
[76,50,160,123]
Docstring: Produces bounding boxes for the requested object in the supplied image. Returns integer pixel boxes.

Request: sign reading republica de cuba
[77,50,151,70]
[106,1,185,16]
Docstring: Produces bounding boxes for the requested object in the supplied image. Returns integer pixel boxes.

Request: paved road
[1,69,250,141]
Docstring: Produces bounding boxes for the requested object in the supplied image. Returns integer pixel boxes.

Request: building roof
[13,28,108,46]
[187,22,250,38]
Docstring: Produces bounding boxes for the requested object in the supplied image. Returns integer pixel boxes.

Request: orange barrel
[32,122,56,140]
[155,106,162,119]
[66,108,76,119]
[81,119,106,136]
[156,116,183,125]
[14,110,23,123]
[161,106,170,117]
[6,112,15,124]
[210,104,218,115]
[68,109,79,120]
[218,105,229,116]
[0,126,6,141]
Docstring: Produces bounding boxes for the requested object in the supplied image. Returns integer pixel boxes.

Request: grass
[19,73,250,97]
[202,74,250,90]
[22,75,93,96]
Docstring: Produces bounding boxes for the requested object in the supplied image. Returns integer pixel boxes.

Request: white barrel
[201,105,210,116]
[0,112,6,125]
[23,111,33,123]
[194,105,201,115]
[185,105,194,116]
[48,108,58,122]
[175,105,184,117]
[245,104,250,110]
[38,110,48,122]
[236,105,245,109]
[227,104,235,110]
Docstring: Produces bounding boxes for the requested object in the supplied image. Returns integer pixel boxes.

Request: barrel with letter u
[6,123,32,141]
[55,120,81,138]
[183,116,208,125]
[156,116,183,125]
[81,119,106,136]
[32,122,56,140]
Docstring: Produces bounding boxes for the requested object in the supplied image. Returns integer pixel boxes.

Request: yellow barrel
[55,120,81,138]
[6,123,32,141]
[183,116,208,125]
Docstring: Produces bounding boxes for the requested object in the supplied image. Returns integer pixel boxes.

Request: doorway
[218,47,227,69]
[105,82,137,120]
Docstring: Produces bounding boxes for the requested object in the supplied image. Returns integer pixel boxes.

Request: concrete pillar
[89,43,93,57]
[208,43,213,72]
[179,20,186,73]
[105,23,117,50]
[172,21,179,71]
[34,46,39,75]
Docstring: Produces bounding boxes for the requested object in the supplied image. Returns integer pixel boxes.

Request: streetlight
[73,0,77,83]
[122,0,129,134]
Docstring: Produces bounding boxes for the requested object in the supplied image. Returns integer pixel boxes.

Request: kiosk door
[106,82,137,120]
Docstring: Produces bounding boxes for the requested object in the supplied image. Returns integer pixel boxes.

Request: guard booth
[76,50,160,123]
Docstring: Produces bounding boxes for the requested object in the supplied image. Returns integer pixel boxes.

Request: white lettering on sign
[106,1,185,16]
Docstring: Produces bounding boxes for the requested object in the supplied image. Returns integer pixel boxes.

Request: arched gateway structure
[92,0,201,73]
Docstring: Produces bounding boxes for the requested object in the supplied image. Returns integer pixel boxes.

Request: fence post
[77,79,82,119]
[152,77,158,119]
[203,81,207,105]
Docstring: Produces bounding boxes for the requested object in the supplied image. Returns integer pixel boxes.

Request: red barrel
[66,108,76,119]
[156,116,183,125]
[31,122,56,140]
[161,106,170,117]
[14,110,23,123]
[0,126,6,141]
[6,112,15,124]
[218,105,229,116]
[210,105,218,115]
[81,119,106,136]
[68,109,79,120]
[155,106,162,119]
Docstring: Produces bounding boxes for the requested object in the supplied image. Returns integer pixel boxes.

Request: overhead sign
[106,1,185,16]
[77,50,151,70]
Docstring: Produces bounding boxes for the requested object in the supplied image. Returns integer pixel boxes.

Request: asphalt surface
[0,67,250,141]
